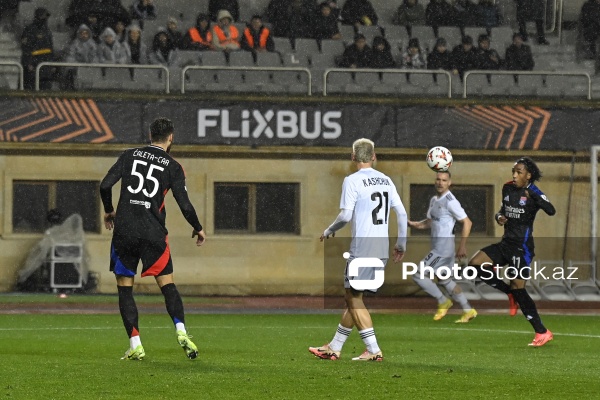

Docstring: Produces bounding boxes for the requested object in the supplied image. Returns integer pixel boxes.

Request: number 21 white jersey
[340,167,404,258]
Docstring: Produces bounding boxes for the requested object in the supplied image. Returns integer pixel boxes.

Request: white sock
[359,328,380,354]
[329,324,352,352]
[440,280,472,311]
[414,277,447,304]
[175,322,186,334]
[130,335,142,349]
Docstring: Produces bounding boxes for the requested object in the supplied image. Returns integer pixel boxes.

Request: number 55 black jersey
[100,145,203,242]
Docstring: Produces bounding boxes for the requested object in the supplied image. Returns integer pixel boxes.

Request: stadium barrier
[0,61,24,90]
[180,65,312,95]
[463,70,592,100]
[35,62,171,93]
[323,68,453,98]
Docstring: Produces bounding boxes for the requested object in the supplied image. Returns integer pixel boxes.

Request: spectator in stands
[266,0,316,39]
[241,15,275,57]
[209,0,239,23]
[477,0,502,37]
[341,0,378,27]
[579,0,600,59]
[182,13,214,51]
[130,0,157,28]
[339,33,371,68]
[402,37,426,68]
[0,0,19,31]
[114,19,127,43]
[149,30,179,66]
[392,0,426,38]
[81,13,105,43]
[65,24,98,64]
[123,23,148,64]
[427,37,452,70]
[21,7,55,90]
[97,27,128,64]
[66,0,130,34]
[476,34,502,70]
[426,0,455,38]
[211,9,241,52]
[312,2,342,41]
[453,0,478,36]
[451,35,478,81]
[166,17,184,49]
[370,36,396,68]
[515,0,549,45]
[327,0,341,20]
[505,32,534,74]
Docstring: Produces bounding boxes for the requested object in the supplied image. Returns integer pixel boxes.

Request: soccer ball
[426,146,453,172]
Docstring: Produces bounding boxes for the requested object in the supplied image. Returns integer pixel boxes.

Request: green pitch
[0,304,599,399]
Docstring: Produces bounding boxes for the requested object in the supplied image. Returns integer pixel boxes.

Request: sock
[118,285,139,340]
[130,334,142,349]
[359,328,381,354]
[413,276,447,304]
[329,324,352,352]
[175,322,186,334]
[439,279,471,312]
[511,288,547,333]
[161,283,186,330]
[478,266,511,294]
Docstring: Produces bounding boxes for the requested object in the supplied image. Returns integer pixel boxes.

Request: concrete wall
[0,146,588,294]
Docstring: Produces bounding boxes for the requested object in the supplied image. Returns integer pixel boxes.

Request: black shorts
[110,234,173,277]
[480,241,534,279]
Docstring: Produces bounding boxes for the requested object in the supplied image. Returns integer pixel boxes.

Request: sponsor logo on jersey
[198,109,342,140]
[519,196,527,206]
[130,199,151,209]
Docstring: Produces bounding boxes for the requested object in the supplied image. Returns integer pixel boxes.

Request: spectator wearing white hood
[123,23,148,64]
[65,24,98,63]
[97,27,128,64]
[211,9,240,51]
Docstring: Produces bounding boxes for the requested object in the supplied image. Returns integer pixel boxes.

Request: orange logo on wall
[450,106,551,150]
[0,98,114,142]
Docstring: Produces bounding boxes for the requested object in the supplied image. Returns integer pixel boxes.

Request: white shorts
[344,257,388,293]
[420,251,455,272]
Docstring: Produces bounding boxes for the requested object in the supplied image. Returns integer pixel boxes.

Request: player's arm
[99,155,124,230]
[407,218,431,230]
[393,203,408,263]
[320,208,352,241]
[171,178,206,246]
[495,186,508,225]
[455,216,472,259]
[527,187,556,216]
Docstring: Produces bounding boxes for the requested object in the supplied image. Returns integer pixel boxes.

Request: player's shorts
[110,234,173,277]
[420,251,455,272]
[480,241,534,280]
[344,257,388,293]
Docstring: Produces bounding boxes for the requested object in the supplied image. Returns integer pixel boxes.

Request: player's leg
[110,236,145,360]
[470,246,513,294]
[438,279,477,323]
[413,253,453,320]
[510,270,553,346]
[345,289,383,361]
[309,309,351,360]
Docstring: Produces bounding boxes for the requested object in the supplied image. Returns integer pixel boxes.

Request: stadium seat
[464,73,491,96]
[438,26,462,48]
[382,25,408,43]
[509,74,542,96]
[229,51,255,67]
[184,69,218,92]
[464,27,488,41]
[357,26,383,45]
[410,26,435,47]
[532,260,576,301]
[310,53,336,69]
[324,71,354,94]
[177,50,201,67]
[141,19,164,36]
[132,69,167,92]
[201,51,227,66]
[339,24,355,42]
[568,261,600,301]
[101,68,134,89]
[273,37,293,54]
[293,38,320,56]
[256,52,282,67]
[74,67,103,90]
[319,39,345,56]
[490,26,514,46]
[345,71,380,93]
[282,53,309,67]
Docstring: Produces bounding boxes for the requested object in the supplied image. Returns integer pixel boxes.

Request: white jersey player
[408,171,477,323]
[309,138,407,362]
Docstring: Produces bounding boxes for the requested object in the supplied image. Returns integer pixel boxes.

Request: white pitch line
[436,326,600,339]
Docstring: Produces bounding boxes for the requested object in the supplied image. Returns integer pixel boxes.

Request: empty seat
[293,38,319,56]
[256,52,281,67]
[324,71,353,94]
[410,26,435,47]
[509,74,543,96]
[282,53,309,67]
[74,67,103,89]
[490,26,514,45]
[184,69,218,91]
[438,26,462,47]
[311,53,336,69]
[339,24,355,41]
[177,50,201,67]
[464,27,488,41]
[319,39,345,56]
[464,73,492,96]
[101,68,134,89]
[273,37,293,54]
[132,69,167,91]
[229,51,255,67]
[201,51,227,66]
[382,25,408,42]
[345,71,380,93]
[357,26,383,45]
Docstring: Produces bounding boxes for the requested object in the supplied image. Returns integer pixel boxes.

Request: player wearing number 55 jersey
[100,117,206,361]
[309,138,407,362]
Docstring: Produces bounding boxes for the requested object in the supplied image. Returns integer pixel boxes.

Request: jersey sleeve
[339,177,356,210]
[426,197,434,219]
[170,162,203,232]
[447,198,468,221]
[99,152,125,213]
[528,185,556,216]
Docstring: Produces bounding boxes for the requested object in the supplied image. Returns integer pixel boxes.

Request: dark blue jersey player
[469,157,555,347]
[100,117,206,360]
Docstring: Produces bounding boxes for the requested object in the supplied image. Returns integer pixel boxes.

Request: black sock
[477,265,511,294]
[161,283,185,326]
[118,285,139,337]
[511,288,546,334]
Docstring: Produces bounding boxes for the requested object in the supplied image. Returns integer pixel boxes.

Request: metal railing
[323,68,453,98]
[463,70,592,100]
[0,61,24,90]
[35,62,170,93]
[557,0,564,44]
[181,66,312,95]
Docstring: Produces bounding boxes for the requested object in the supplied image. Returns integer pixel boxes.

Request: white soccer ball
[426,146,453,172]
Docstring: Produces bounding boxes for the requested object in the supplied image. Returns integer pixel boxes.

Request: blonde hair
[352,138,375,163]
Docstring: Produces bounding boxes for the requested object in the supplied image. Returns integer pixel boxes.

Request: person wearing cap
[241,15,274,55]
[211,9,240,52]
[21,7,55,90]
[166,17,184,49]
[182,13,214,51]
[450,34,478,81]
[208,0,239,22]
[97,26,128,64]
[339,33,372,68]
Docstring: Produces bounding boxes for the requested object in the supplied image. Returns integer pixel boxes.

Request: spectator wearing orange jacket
[211,9,240,52]
[241,15,275,54]
[182,13,214,51]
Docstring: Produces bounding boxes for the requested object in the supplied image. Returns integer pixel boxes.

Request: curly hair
[515,156,542,183]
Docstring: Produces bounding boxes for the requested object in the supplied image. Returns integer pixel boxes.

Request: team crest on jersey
[519,196,527,206]
[504,195,509,202]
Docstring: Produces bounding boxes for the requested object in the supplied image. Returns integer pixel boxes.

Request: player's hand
[496,215,507,225]
[320,230,335,242]
[407,220,418,228]
[104,212,116,230]
[192,229,206,246]
[456,246,467,260]
[393,247,405,263]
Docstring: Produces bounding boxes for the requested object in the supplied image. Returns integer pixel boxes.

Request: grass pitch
[0,299,599,399]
